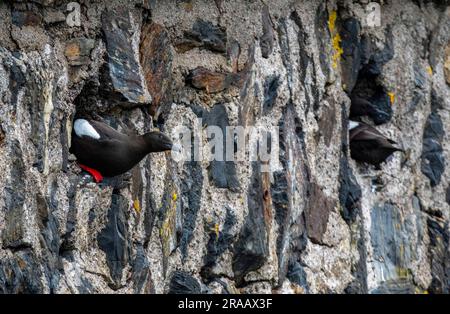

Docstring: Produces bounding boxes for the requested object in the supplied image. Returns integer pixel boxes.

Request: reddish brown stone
[304,182,335,244]
[12,11,42,27]
[140,22,173,116]
[65,38,95,66]
[316,98,336,146]
[186,66,240,93]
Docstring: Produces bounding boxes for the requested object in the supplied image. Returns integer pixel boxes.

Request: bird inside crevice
[348,120,403,169]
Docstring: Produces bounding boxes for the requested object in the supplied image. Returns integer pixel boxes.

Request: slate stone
[260,5,274,58]
[339,157,361,224]
[290,11,319,114]
[313,2,331,80]
[12,10,42,27]
[180,161,203,259]
[345,280,365,294]
[272,103,309,286]
[414,63,427,89]
[372,278,416,294]
[200,103,239,190]
[201,207,236,281]
[232,162,270,286]
[97,192,131,287]
[427,217,450,294]
[2,140,28,249]
[340,18,361,93]
[168,271,201,294]
[344,227,369,294]
[140,22,173,116]
[409,90,424,112]
[37,187,60,262]
[304,182,335,244]
[262,75,280,114]
[431,88,444,112]
[286,260,309,291]
[8,61,26,108]
[317,98,336,146]
[179,19,227,53]
[370,203,415,292]
[0,250,45,293]
[131,245,153,294]
[421,112,445,187]
[102,7,151,105]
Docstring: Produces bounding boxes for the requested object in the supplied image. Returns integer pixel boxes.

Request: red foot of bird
[78,163,103,183]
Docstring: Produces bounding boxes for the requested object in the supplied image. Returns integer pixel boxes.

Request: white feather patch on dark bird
[74,119,101,140]
[348,120,360,130]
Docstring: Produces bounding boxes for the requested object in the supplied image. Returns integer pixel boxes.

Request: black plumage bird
[350,94,373,118]
[349,121,403,167]
[69,118,176,182]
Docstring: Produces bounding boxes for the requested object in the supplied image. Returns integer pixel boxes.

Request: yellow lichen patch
[292,285,306,294]
[388,92,395,105]
[328,10,343,69]
[160,188,179,257]
[133,199,141,213]
[172,192,177,202]
[415,287,429,294]
[396,267,409,278]
[331,33,343,69]
[212,223,220,240]
[160,205,176,255]
[328,10,337,33]
[426,66,433,76]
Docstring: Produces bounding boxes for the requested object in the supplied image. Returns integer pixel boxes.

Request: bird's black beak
[162,139,174,151]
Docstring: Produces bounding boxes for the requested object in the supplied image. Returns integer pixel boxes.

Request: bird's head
[143,131,174,153]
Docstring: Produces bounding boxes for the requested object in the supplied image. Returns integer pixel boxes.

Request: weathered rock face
[0,0,449,294]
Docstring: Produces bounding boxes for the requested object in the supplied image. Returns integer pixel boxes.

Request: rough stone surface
[0,0,449,294]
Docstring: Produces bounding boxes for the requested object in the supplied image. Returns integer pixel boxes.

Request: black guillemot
[69,118,176,182]
[349,121,403,167]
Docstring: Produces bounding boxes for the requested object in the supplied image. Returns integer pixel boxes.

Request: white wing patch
[74,119,101,139]
[348,120,360,130]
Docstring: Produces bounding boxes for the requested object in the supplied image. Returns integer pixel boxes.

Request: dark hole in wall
[341,24,394,125]
[350,71,393,125]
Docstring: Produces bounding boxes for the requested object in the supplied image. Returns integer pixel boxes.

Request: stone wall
[0,0,448,294]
